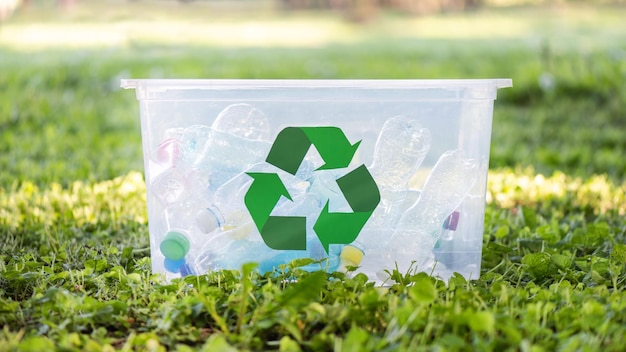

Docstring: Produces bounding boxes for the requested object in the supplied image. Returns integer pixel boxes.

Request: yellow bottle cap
[340,245,364,267]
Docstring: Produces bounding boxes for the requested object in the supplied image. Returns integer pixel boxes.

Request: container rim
[120,78,513,90]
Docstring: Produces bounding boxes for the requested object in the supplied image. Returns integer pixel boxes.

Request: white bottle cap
[195,208,219,234]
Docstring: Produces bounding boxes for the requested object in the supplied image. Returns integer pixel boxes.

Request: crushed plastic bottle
[180,125,212,167]
[149,128,194,205]
[181,160,317,276]
[152,127,185,167]
[306,170,352,213]
[358,116,431,251]
[159,203,197,263]
[369,115,432,190]
[196,171,256,238]
[197,160,315,235]
[182,234,275,276]
[367,116,431,230]
[360,149,479,281]
[157,190,225,274]
[192,104,272,190]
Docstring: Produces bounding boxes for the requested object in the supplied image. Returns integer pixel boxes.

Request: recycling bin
[121,79,512,284]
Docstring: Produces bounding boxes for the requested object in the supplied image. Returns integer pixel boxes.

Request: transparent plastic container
[121,79,512,284]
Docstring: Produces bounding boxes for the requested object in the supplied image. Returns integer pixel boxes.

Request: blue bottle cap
[164,258,186,273]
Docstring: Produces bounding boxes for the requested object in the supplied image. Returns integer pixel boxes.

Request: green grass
[2,2,626,351]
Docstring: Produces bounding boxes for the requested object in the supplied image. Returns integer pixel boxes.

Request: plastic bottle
[192,103,272,190]
[181,161,317,276]
[356,116,431,250]
[306,170,352,213]
[152,127,185,167]
[179,125,212,167]
[149,128,195,205]
[369,115,432,190]
[249,170,349,274]
[196,171,255,238]
[158,191,226,271]
[183,164,370,276]
[182,233,274,276]
[197,160,315,235]
[367,116,431,230]
[159,202,197,262]
[361,149,479,280]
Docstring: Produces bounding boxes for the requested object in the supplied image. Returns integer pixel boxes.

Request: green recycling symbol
[244,126,381,254]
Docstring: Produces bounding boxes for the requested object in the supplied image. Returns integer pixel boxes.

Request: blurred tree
[0,0,20,21]
[277,0,484,21]
[58,0,76,9]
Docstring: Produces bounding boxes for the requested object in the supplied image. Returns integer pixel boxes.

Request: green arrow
[313,201,374,253]
[336,164,380,212]
[313,165,380,253]
[244,173,307,251]
[244,172,292,230]
[301,127,360,170]
[266,126,360,174]
[265,127,311,175]
[261,216,306,250]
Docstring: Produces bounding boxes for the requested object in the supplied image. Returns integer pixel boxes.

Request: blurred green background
[1,0,625,187]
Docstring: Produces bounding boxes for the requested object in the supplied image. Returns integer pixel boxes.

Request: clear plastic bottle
[395,149,478,235]
[149,128,194,205]
[158,192,226,273]
[181,161,317,276]
[180,125,212,167]
[182,233,274,276]
[369,116,432,190]
[152,127,185,167]
[306,170,351,213]
[195,171,255,238]
[197,160,315,235]
[357,116,431,250]
[367,116,431,230]
[192,103,272,190]
[159,202,197,263]
[361,149,479,279]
